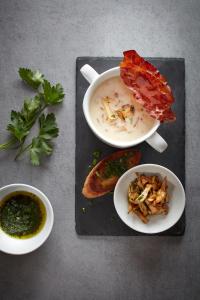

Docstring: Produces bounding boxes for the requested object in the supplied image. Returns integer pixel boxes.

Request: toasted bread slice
[82,149,141,199]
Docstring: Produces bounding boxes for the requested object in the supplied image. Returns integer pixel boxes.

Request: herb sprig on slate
[0,68,65,165]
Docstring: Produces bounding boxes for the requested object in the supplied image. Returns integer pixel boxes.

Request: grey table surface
[0,0,199,299]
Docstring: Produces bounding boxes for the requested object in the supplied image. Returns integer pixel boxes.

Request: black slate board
[75,57,185,236]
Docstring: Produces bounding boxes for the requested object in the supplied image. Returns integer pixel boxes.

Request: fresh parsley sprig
[19,68,44,89]
[0,68,65,165]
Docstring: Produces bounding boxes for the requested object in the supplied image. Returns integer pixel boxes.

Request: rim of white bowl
[113,164,186,234]
[0,183,54,255]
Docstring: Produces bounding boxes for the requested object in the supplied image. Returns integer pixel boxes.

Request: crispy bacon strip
[120,50,176,122]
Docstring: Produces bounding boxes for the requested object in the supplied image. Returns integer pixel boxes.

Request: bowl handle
[80,64,99,84]
[146,131,168,153]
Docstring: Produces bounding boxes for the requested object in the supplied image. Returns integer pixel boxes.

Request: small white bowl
[114,164,185,234]
[0,184,54,255]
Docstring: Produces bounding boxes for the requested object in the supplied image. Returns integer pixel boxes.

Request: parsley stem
[33,104,47,123]
[14,143,31,160]
[14,140,26,160]
[0,138,17,150]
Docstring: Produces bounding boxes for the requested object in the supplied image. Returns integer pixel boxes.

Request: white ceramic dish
[114,164,185,234]
[0,184,54,255]
[80,64,167,153]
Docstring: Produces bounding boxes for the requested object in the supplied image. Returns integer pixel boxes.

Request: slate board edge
[76,56,185,62]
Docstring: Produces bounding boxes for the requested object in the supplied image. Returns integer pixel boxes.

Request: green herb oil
[0,191,46,239]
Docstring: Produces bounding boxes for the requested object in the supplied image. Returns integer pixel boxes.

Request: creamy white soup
[89,76,156,142]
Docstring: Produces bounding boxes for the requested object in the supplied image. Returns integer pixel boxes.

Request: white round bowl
[114,164,185,234]
[0,184,54,255]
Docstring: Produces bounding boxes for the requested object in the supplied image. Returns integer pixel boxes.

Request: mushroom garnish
[116,104,135,120]
[102,97,117,121]
[128,174,169,223]
[135,184,152,203]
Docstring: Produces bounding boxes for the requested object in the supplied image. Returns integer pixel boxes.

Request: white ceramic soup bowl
[0,184,54,255]
[114,164,185,234]
[80,64,168,153]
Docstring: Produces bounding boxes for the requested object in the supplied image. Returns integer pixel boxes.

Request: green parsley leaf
[30,137,53,166]
[42,80,64,105]
[39,113,59,140]
[30,138,41,166]
[6,96,43,143]
[21,96,42,124]
[29,113,58,165]
[19,68,44,89]
[7,111,29,142]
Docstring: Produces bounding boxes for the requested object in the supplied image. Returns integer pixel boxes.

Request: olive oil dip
[0,191,46,239]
